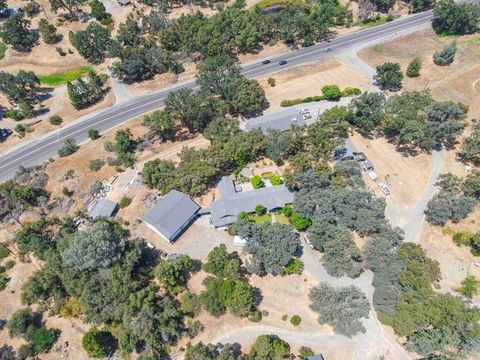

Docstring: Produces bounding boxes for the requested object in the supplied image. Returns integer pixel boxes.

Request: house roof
[245,108,306,134]
[143,190,200,241]
[333,138,357,160]
[89,199,118,220]
[208,177,295,227]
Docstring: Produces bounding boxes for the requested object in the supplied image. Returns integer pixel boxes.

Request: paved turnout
[0,10,433,181]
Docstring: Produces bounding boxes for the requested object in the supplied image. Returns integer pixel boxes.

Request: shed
[305,356,325,360]
[89,199,118,220]
[143,190,200,243]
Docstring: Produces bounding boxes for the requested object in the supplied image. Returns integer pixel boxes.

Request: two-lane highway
[0,10,432,181]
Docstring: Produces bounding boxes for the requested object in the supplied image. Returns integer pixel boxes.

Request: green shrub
[181,292,202,317]
[341,87,362,97]
[29,327,56,354]
[49,115,63,126]
[88,128,100,140]
[299,346,315,358]
[82,328,116,358]
[270,174,283,185]
[0,42,6,60]
[452,231,474,246]
[290,213,311,231]
[0,244,10,259]
[280,204,293,217]
[251,175,264,189]
[88,159,104,172]
[119,196,132,209]
[58,138,78,157]
[406,56,422,77]
[267,78,276,87]
[6,109,25,121]
[290,315,302,326]
[283,258,304,275]
[248,310,262,323]
[281,314,288,321]
[100,17,113,27]
[433,42,457,66]
[5,260,15,270]
[322,85,341,100]
[0,273,9,291]
[458,276,479,298]
[255,204,267,216]
[62,187,72,197]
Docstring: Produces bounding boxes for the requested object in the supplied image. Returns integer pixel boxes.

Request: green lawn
[275,213,290,225]
[0,42,6,60]
[251,213,272,224]
[466,37,480,47]
[38,66,94,86]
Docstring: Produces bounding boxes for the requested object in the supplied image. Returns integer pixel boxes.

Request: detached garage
[143,190,200,243]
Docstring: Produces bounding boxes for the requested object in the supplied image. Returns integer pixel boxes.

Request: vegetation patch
[280,86,361,107]
[38,66,94,86]
[357,15,394,28]
[0,42,6,60]
[253,0,311,12]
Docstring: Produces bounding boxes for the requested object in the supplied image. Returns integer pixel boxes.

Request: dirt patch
[349,132,433,226]
[419,206,480,299]
[358,28,480,118]
[258,58,370,109]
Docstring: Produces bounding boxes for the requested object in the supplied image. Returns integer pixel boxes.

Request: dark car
[262,59,271,65]
[279,60,288,65]
[325,47,334,52]
[0,128,12,140]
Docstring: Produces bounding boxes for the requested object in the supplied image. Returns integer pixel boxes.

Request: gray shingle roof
[245,108,306,134]
[209,177,295,227]
[143,190,200,242]
[333,138,357,160]
[89,199,118,220]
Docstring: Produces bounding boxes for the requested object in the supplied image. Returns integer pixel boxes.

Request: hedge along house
[142,190,200,243]
[207,176,295,228]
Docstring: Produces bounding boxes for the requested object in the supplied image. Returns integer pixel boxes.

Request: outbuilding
[143,190,200,243]
[88,198,118,220]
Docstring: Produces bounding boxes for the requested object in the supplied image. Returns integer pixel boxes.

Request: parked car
[0,128,13,140]
[262,59,271,65]
[298,108,310,114]
[325,47,334,52]
[279,60,288,65]
[304,234,314,249]
[303,114,312,120]
[378,182,391,195]
[167,253,182,260]
[362,159,374,171]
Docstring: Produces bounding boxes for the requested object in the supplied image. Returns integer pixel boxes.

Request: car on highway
[0,128,12,140]
[262,59,271,65]
[325,47,334,52]
[279,60,288,65]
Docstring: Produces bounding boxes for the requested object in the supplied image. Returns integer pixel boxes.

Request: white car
[299,108,310,114]
[378,182,391,195]
[304,234,314,249]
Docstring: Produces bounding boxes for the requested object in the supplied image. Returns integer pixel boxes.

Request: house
[143,190,200,243]
[88,199,118,220]
[207,176,295,228]
[333,138,357,161]
[245,108,306,134]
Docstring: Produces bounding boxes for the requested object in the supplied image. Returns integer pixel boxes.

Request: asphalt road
[0,10,433,181]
